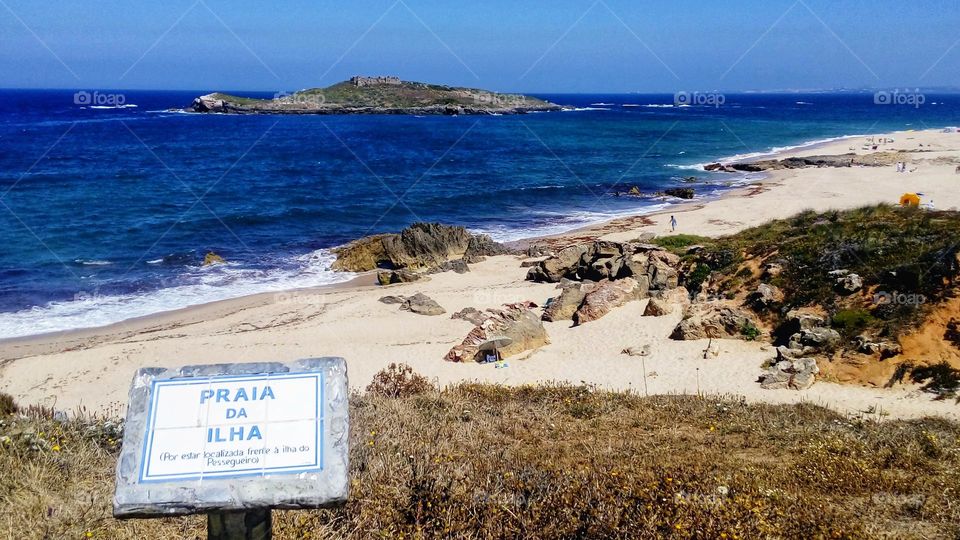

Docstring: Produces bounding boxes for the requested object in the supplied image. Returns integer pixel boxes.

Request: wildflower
[85,532,93,538]
[52,445,61,452]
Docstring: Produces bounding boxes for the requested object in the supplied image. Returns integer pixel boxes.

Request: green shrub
[653,234,710,254]
[741,321,761,341]
[0,392,16,416]
[832,309,875,336]
[685,263,712,293]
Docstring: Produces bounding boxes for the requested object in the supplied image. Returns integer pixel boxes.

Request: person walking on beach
[670,215,678,232]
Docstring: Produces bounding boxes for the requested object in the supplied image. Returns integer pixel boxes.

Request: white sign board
[140,373,323,482]
[114,358,349,518]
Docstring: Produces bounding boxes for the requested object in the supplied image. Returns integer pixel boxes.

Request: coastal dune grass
[2,385,960,539]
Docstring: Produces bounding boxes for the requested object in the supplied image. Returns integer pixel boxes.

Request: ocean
[0,89,958,339]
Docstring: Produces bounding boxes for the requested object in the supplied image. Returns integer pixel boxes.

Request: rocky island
[188,76,563,115]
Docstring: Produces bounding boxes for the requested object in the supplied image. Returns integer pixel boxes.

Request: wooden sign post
[113,358,349,539]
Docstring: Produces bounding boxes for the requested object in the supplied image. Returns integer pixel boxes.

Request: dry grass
[2,385,960,539]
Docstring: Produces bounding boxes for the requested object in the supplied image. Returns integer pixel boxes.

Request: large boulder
[574,278,642,325]
[332,234,392,272]
[834,272,864,295]
[451,307,488,326]
[463,234,515,263]
[670,303,760,340]
[333,223,510,273]
[377,269,422,285]
[643,297,673,316]
[654,286,692,310]
[648,258,679,290]
[445,302,548,362]
[748,283,784,310]
[664,187,695,199]
[542,281,595,322]
[382,223,472,270]
[759,357,819,390]
[400,293,446,316]
[788,327,841,353]
[526,244,592,283]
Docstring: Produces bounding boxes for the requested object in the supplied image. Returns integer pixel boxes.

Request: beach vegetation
[1,384,959,538]
[365,363,436,398]
[652,234,710,254]
[0,392,16,417]
[739,320,761,341]
[832,309,876,338]
[692,205,960,341]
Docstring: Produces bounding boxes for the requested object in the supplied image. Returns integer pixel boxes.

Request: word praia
[201,385,276,443]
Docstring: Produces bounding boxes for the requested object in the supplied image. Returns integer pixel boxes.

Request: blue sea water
[0,89,958,338]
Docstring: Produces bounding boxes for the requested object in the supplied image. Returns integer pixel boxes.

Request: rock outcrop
[377,269,423,285]
[830,270,863,295]
[332,223,511,278]
[445,302,548,362]
[759,356,819,390]
[574,278,643,325]
[787,327,841,355]
[542,281,594,322]
[670,303,760,341]
[529,240,690,325]
[704,152,909,173]
[525,240,674,291]
[748,283,784,310]
[202,252,225,266]
[664,187,695,199]
[400,293,446,316]
[643,297,673,316]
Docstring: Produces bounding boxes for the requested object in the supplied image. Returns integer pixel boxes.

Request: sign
[140,372,323,482]
[114,358,349,518]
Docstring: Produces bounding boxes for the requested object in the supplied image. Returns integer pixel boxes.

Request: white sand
[2,128,960,420]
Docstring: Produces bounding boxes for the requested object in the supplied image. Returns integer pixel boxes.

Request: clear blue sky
[1,0,958,93]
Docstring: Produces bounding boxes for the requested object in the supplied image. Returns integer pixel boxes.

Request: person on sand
[670,215,678,232]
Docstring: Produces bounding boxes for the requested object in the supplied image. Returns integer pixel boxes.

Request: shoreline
[4,127,960,419]
[0,129,889,345]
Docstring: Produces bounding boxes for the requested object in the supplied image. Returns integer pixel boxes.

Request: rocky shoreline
[185,77,564,115]
[189,94,563,116]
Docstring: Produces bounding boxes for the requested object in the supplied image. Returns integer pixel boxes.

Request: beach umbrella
[478,336,513,351]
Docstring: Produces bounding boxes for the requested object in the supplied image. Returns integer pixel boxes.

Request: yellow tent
[899,193,921,207]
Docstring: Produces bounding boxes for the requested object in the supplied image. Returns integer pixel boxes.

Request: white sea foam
[562,107,612,112]
[667,133,867,172]
[74,259,113,266]
[473,203,673,243]
[89,104,139,109]
[0,249,354,340]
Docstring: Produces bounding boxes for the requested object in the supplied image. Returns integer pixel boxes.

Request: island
[187,76,564,115]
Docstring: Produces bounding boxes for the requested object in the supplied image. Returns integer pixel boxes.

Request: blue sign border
[137,372,324,483]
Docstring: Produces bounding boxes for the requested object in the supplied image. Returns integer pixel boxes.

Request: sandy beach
[3,128,960,420]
